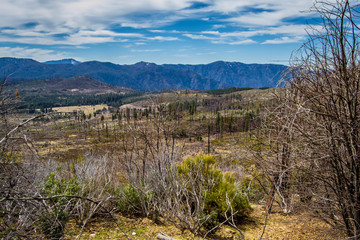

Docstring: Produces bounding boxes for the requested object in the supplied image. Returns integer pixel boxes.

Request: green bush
[39,173,81,239]
[43,173,81,198]
[200,210,219,231]
[117,154,251,233]
[177,154,251,229]
[38,210,69,240]
[240,176,266,203]
[117,184,150,217]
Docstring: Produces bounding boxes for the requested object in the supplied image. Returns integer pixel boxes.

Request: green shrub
[117,184,150,217]
[240,176,266,203]
[39,173,81,239]
[43,173,81,198]
[117,154,251,233]
[200,210,219,231]
[38,210,69,240]
[177,154,251,229]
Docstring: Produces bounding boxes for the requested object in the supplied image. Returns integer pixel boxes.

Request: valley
[0,82,345,239]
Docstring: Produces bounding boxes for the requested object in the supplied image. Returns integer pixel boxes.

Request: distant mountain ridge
[0,57,287,90]
[5,75,133,95]
[165,61,286,88]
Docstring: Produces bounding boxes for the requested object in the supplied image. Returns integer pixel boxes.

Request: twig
[0,114,49,145]
[23,134,40,159]
[77,196,111,240]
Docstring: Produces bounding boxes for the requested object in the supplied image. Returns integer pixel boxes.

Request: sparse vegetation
[1,1,358,239]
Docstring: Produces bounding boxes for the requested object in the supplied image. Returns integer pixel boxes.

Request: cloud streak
[0,0,321,63]
[0,0,316,46]
[262,36,306,44]
[0,47,67,62]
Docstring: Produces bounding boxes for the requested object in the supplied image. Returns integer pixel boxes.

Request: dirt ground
[66,204,345,240]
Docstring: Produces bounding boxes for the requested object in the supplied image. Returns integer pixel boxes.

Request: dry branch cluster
[118,118,250,237]
[254,1,360,239]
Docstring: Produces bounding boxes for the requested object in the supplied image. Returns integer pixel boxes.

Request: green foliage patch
[206,87,253,96]
[39,173,81,239]
[178,154,251,229]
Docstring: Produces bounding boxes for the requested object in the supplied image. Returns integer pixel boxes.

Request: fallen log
[157,232,178,240]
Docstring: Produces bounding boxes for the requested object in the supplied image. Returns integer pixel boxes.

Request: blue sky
[0,0,320,65]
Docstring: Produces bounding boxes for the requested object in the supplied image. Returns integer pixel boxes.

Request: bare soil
[66,204,344,240]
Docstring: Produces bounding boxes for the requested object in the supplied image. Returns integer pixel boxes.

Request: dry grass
[52,104,108,115]
[65,204,344,240]
[243,205,344,240]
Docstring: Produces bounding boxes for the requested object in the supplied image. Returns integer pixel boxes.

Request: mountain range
[0,57,287,91]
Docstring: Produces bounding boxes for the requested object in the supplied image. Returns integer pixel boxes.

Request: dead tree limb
[0,113,48,145]
[157,232,178,240]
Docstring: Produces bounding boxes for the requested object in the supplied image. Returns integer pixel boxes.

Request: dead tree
[270,0,360,238]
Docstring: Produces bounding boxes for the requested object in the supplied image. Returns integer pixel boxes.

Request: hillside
[0,57,286,91]
[165,61,287,88]
[5,76,134,95]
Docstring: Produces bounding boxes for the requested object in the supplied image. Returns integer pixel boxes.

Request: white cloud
[193,24,311,45]
[0,0,318,46]
[211,39,257,45]
[147,36,179,41]
[75,30,142,38]
[63,29,142,45]
[0,47,67,62]
[0,0,199,29]
[0,0,200,45]
[184,31,258,45]
[0,28,142,45]
[183,34,215,40]
[149,30,166,33]
[262,36,305,44]
[228,39,257,45]
[208,0,315,26]
[202,24,309,38]
[185,24,309,45]
[131,49,162,52]
[212,24,226,29]
[19,1,201,26]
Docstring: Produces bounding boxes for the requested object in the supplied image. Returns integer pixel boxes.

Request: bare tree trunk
[266,175,278,214]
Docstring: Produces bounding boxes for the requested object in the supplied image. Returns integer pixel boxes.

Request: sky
[0,0,320,65]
